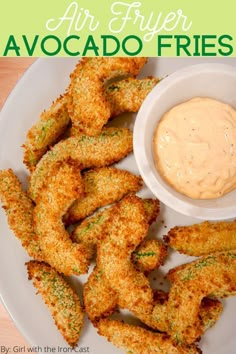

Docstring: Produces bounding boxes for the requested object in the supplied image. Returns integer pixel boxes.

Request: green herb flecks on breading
[29,127,133,202]
[166,251,236,345]
[27,261,84,347]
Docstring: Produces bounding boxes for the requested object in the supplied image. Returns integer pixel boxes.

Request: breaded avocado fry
[29,127,133,202]
[23,94,70,170]
[34,163,91,275]
[72,198,162,272]
[164,220,236,256]
[23,76,159,169]
[97,195,154,320]
[27,261,84,347]
[68,57,147,136]
[22,74,159,170]
[106,76,159,118]
[132,239,167,273]
[71,206,112,251]
[97,319,201,354]
[0,169,42,260]
[65,167,143,224]
[166,251,236,345]
[83,267,118,322]
[147,290,223,335]
[82,198,162,321]
[72,198,159,246]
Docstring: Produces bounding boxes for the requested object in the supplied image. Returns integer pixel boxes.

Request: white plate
[0,57,236,354]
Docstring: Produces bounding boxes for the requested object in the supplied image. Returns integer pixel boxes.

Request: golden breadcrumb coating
[97,195,154,320]
[83,266,118,322]
[166,251,236,345]
[132,285,222,338]
[71,206,112,247]
[23,94,70,170]
[34,163,91,275]
[65,167,143,224]
[142,198,160,225]
[164,220,236,256]
[68,57,147,136]
[106,76,159,118]
[97,319,201,354]
[132,239,167,273]
[27,261,84,347]
[29,127,133,202]
[70,76,160,136]
[82,198,163,322]
[0,169,42,260]
[24,76,159,167]
[72,198,159,245]
[198,297,223,333]
[72,198,161,271]
[146,290,223,335]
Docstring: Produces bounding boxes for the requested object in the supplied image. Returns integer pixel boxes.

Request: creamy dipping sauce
[153,97,236,199]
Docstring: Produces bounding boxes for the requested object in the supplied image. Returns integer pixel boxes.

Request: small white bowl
[134,63,236,220]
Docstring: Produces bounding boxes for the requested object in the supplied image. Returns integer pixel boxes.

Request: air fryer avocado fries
[0,58,236,354]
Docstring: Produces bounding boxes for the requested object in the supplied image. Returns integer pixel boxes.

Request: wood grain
[0,58,35,349]
[0,58,35,109]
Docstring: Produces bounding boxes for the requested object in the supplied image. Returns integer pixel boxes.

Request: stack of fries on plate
[1,58,236,354]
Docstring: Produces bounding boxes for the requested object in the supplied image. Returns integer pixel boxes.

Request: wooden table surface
[0,58,36,348]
